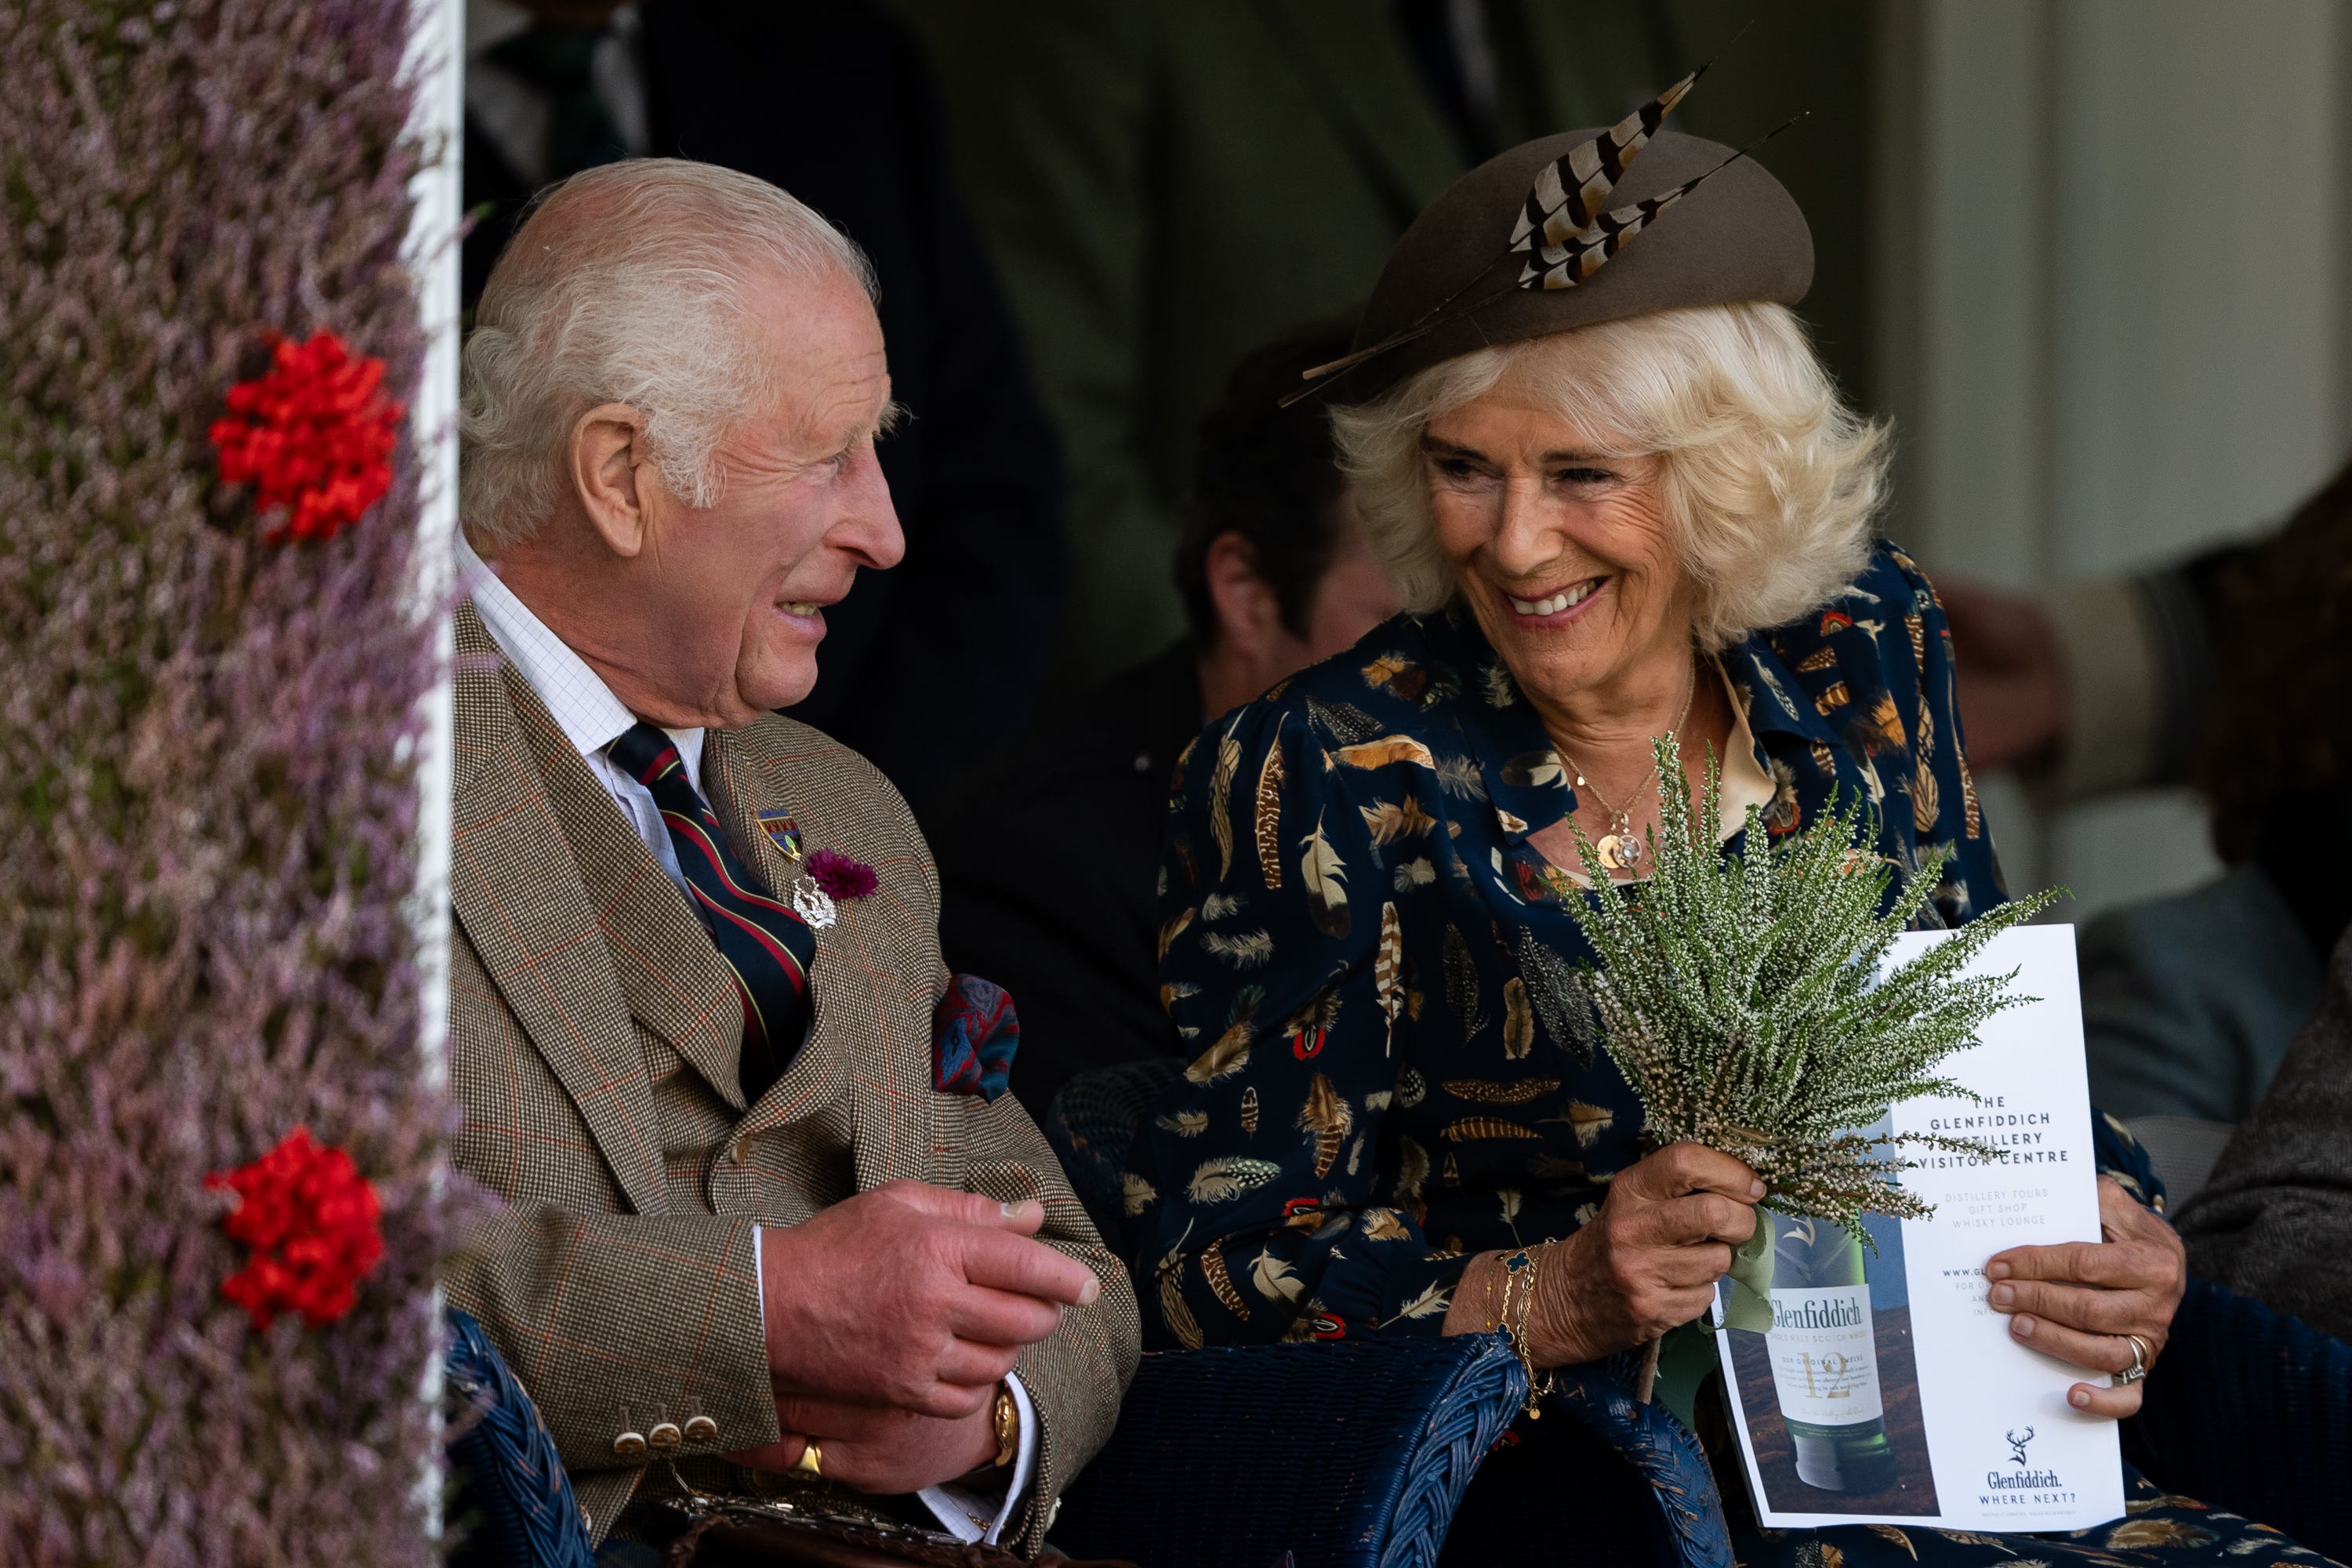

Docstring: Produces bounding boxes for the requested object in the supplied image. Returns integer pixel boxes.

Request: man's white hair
[459,158,876,549]
[1331,303,1888,652]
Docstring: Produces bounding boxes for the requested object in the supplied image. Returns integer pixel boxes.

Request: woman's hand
[1984,1174,2187,1418]
[1528,1142,1765,1364]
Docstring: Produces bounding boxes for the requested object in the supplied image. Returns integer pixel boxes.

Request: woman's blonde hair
[1330,302,1888,652]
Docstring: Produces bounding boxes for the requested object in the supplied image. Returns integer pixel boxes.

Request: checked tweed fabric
[441,605,1139,1549]
[607,720,814,1103]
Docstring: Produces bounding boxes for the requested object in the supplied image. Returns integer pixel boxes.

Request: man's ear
[569,403,654,558]
[1203,531,1284,657]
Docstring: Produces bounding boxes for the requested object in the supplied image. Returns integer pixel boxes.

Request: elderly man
[445,158,1136,1552]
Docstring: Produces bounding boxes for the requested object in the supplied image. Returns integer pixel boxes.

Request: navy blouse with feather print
[1127,540,2155,1352]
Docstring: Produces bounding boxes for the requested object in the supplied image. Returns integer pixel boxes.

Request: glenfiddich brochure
[1711,925,2126,1532]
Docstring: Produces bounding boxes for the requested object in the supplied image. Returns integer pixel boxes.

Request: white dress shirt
[458,535,1034,1541]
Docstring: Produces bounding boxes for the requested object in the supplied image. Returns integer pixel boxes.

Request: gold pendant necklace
[1559,656,1698,874]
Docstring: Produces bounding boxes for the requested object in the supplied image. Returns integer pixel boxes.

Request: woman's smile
[1502,574,1609,623]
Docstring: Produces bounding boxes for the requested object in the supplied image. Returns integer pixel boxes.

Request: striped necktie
[608,723,814,1103]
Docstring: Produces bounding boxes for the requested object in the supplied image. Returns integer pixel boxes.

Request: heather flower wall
[0,2,448,1561]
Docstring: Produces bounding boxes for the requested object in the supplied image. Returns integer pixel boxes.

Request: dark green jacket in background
[887,0,1671,680]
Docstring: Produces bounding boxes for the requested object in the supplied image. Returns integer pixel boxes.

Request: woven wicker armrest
[1049,1334,1527,1568]
[447,1307,601,1568]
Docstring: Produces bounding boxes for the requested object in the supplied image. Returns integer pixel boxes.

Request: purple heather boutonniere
[807,848,877,902]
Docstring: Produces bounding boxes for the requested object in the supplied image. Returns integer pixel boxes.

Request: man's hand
[1940,579,2069,775]
[759,1179,1100,1420]
[1528,1142,1764,1365]
[727,1391,1001,1495]
[1985,1175,2187,1419]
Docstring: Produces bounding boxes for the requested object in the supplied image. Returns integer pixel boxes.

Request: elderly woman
[1125,118,2266,1567]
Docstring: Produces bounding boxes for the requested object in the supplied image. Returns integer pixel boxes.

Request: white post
[401,0,463,1539]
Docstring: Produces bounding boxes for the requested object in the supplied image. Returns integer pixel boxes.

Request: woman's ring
[2115,1334,2151,1385]
[791,1439,823,1477]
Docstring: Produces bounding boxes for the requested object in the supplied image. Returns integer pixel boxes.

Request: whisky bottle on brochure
[1763,1210,1898,1494]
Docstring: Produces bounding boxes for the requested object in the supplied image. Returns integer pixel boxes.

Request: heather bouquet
[1567,735,2060,1244]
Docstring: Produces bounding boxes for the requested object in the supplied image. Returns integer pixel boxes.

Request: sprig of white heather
[1565,735,2063,1243]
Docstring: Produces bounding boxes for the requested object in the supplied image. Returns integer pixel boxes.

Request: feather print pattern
[1396,1136,1431,1210]
[1298,812,1351,938]
[1381,1279,1453,1327]
[1443,1118,1542,1142]
[1252,1247,1305,1304]
[1254,720,1286,889]
[1123,1173,1157,1216]
[1911,764,1941,836]
[1515,927,1598,1066]
[1305,696,1381,746]
[1358,796,1436,844]
[1443,1077,1562,1105]
[1374,901,1405,1054]
[1502,975,1534,1058]
[1156,906,1195,961]
[1208,717,1243,879]
[1443,924,1485,1034]
[1200,929,1275,967]
[1186,1156,1283,1204]
[1563,1101,1615,1148]
[1183,985,1261,1083]
[1298,1073,1354,1179]
[1240,1086,1258,1136]
[1156,1109,1208,1138]
[1200,1246,1250,1319]
[1335,735,1437,772]
[1158,1228,1204,1351]
[1434,754,1487,800]
[1200,891,1246,920]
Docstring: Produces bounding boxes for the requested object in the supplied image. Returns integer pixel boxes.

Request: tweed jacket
[441,604,1139,1548]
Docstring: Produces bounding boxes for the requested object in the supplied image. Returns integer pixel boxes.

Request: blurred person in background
[2075,458,2352,1139]
[2176,924,2352,1345]
[931,318,1401,1120]
[889,0,1678,685]
[463,0,1065,815]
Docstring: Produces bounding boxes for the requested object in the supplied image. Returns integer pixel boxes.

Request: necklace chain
[1556,655,1699,870]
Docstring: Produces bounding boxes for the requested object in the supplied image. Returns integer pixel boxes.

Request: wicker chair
[2129,1278,2352,1563]
[1044,1058,1729,1568]
[446,1307,600,1568]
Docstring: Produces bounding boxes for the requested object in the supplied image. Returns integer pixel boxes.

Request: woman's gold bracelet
[1496,1243,1558,1417]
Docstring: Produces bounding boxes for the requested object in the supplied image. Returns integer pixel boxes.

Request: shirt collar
[456,528,706,782]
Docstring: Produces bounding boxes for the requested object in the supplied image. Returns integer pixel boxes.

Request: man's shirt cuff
[916,1373,1037,1545]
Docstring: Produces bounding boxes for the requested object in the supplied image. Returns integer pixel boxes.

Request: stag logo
[2005,1427,2034,1467]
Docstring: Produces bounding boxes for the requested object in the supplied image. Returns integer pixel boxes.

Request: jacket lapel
[507,673,750,1114]
[706,726,943,1185]
[448,604,670,1214]
[1257,0,1465,227]
[700,728,845,1129]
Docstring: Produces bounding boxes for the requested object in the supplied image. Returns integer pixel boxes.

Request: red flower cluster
[206,1126,385,1330]
[209,331,402,541]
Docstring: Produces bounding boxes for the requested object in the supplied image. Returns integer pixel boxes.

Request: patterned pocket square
[933,974,1019,1102]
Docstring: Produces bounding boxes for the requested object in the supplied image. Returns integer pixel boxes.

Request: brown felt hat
[1342,128,1813,404]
